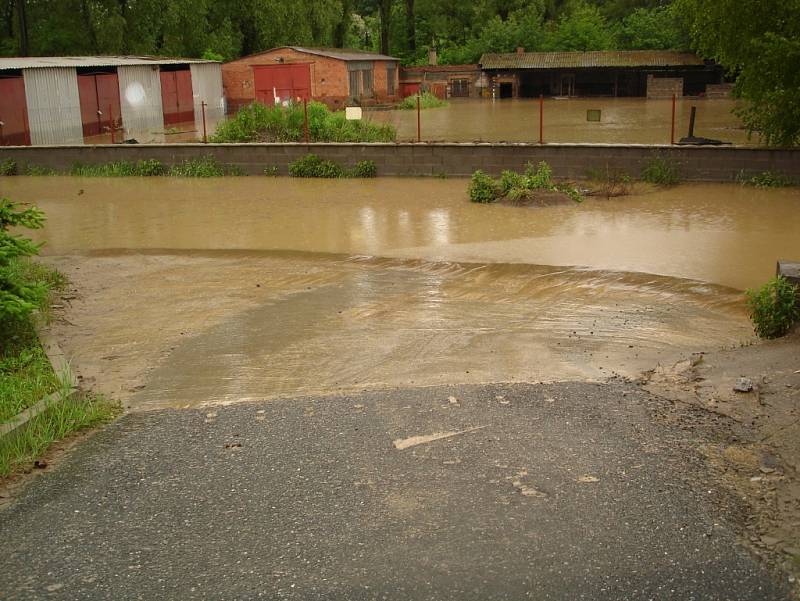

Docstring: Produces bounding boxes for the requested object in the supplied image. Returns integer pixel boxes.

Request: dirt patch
[643,330,800,589]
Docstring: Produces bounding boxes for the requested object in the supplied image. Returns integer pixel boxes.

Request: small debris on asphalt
[448,396,459,405]
[224,442,242,449]
[33,460,47,469]
[733,377,754,392]
[577,475,600,483]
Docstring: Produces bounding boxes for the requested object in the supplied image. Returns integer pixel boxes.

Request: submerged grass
[211,101,396,143]
[288,154,377,178]
[736,170,794,188]
[0,258,118,478]
[469,161,583,204]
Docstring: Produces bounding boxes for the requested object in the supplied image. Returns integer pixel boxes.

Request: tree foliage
[676,0,800,146]
[0,198,46,323]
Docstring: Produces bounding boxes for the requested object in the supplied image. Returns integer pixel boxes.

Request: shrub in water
[168,156,227,177]
[0,159,16,176]
[0,198,46,323]
[469,170,499,203]
[348,160,377,178]
[70,160,165,177]
[736,170,793,188]
[398,92,449,110]
[641,155,680,185]
[263,166,279,176]
[746,276,799,339]
[288,154,344,178]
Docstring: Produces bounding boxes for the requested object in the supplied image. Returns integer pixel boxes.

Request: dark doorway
[499,82,513,98]
[450,79,469,97]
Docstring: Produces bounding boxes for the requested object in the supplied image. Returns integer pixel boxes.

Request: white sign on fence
[345,107,363,121]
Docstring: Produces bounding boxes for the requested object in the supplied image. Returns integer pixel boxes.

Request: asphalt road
[0,382,791,600]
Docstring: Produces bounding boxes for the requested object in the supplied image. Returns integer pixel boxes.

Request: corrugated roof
[480,50,705,70]
[0,55,218,70]
[289,47,398,61]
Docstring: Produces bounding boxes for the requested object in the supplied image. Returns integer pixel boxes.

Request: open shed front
[0,75,31,146]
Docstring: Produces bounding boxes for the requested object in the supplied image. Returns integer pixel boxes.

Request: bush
[736,170,793,188]
[211,101,396,143]
[289,154,344,178]
[0,198,46,324]
[263,166,279,176]
[746,276,799,339]
[349,160,377,178]
[586,166,633,197]
[641,155,680,185]
[398,92,449,110]
[24,165,56,176]
[0,159,17,176]
[469,170,500,203]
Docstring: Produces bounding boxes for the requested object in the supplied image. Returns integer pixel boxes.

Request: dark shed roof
[480,50,706,70]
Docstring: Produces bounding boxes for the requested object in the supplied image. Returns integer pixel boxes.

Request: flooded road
[367,98,758,145]
[2,176,796,409]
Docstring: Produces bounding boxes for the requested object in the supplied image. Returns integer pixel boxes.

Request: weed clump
[398,92,448,110]
[0,159,16,176]
[746,276,799,339]
[736,170,793,188]
[167,156,230,177]
[288,154,377,178]
[641,155,681,185]
[70,159,165,177]
[211,101,396,143]
[586,166,633,197]
[469,162,582,204]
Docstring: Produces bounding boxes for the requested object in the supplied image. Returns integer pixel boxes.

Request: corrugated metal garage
[0,56,222,145]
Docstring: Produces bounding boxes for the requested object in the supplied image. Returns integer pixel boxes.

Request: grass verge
[0,259,119,478]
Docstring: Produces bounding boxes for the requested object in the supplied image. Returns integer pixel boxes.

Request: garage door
[254,64,311,105]
[0,76,31,146]
[160,69,194,126]
[78,73,122,139]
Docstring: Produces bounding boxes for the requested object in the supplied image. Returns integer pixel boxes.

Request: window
[386,65,396,95]
[347,61,374,98]
[450,78,469,97]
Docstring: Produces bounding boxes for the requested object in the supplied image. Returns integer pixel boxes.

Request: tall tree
[404,0,415,51]
[378,0,390,54]
[15,0,27,55]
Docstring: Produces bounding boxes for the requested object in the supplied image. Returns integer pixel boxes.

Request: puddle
[366,97,759,145]
[2,175,796,409]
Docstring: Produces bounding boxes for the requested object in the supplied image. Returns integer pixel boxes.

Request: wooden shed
[222,47,400,112]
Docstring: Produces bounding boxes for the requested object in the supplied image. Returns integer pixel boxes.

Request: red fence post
[201,101,208,144]
[417,93,421,142]
[670,94,676,145]
[0,119,4,146]
[539,94,544,144]
[303,98,309,144]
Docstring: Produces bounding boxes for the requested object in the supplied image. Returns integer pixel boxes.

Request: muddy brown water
[1,176,797,409]
[366,98,758,145]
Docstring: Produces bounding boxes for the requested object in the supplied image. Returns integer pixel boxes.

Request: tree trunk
[404,0,415,51]
[334,0,351,47]
[16,0,27,55]
[379,0,390,55]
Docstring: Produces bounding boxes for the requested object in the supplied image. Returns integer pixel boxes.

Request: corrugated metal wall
[23,67,83,145]
[118,65,164,143]
[190,63,225,137]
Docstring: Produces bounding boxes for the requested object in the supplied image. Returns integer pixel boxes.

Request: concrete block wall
[705,83,734,99]
[2,143,799,183]
[647,75,683,99]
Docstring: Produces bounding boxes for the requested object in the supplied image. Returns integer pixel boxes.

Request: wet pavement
[0,383,792,600]
[366,98,758,145]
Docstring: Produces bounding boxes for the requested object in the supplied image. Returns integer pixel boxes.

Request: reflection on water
[366,98,759,145]
[4,176,798,290]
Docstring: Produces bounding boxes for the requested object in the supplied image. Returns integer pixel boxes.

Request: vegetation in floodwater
[167,156,238,177]
[736,170,794,188]
[641,155,681,185]
[0,159,17,176]
[24,165,57,176]
[398,92,449,110]
[288,154,377,178]
[211,101,396,143]
[469,162,583,204]
[70,159,166,177]
[263,166,279,176]
[746,276,799,339]
[586,166,633,197]
[0,200,118,477]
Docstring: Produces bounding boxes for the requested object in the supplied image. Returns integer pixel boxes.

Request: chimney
[516,47,525,55]
[428,46,438,66]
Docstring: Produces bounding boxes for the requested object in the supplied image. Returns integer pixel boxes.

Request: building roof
[479,50,706,70]
[0,55,218,70]
[229,46,399,64]
[401,64,480,73]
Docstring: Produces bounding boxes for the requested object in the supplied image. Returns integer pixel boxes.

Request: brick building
[222,47,400,112]
[398,64,485,99]
[480,50,724,98]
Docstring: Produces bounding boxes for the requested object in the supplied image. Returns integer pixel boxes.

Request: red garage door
[161,69,194,126]
[253,64,311,105]
[0,76,30,146]
[78,73,122,139]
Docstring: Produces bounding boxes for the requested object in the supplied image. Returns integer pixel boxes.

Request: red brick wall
[223,49,399,111]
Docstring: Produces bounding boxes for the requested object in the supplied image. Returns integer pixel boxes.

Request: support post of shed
[539,94,544,145]
[201,101,208,144]
[670,94,676,145]
[417,93,421,142]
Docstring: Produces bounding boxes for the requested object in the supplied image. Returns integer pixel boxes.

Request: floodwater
[366,98,758,145]
[2,176,797,409]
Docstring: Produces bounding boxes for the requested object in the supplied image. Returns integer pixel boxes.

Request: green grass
[398,92,449,110]
[70,159,165,177]
[0,258,119,478]
[469,161,583,204]
[0,159,17,176]
[641,155,681,185]
[736,170,794,188]
[211,101,396,143]
[288,154,377,178]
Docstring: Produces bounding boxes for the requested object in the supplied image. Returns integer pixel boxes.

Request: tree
[544,1,614,51]
[0,198,45,323]
[616,6,688,50]
[676,0,800,146]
